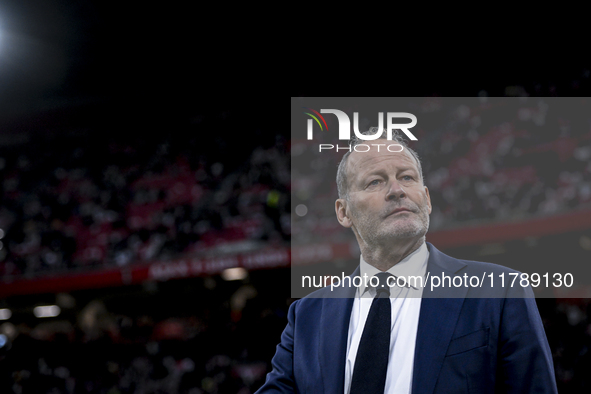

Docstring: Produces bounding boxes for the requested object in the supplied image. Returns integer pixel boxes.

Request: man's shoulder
[427,243,531,297]
[456,258,520,275]
[449,258,534,298]
[428,242,521,275]
[289,274,357,314]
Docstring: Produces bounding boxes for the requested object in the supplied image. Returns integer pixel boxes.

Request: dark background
[0,1,590,393]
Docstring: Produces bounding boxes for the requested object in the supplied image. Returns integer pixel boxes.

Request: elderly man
[256,130,557,394]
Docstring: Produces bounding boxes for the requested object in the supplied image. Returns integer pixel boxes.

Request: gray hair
[336,128,423,200]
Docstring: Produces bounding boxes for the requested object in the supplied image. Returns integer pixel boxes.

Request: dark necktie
[350,272,392,394]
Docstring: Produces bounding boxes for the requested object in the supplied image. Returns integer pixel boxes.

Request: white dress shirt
[344,242,429,394]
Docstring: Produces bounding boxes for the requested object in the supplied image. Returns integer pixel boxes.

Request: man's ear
[335,198,353,228]
[424,186,432,214]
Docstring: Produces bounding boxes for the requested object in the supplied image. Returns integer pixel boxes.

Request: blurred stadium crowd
[0,126,290,278]
[1,272,291,394]
[1,95,591,392]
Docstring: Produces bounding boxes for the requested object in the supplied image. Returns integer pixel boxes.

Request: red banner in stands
[2,209,591,298]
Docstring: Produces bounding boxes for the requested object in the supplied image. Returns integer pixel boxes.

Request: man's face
[336,143,432,248]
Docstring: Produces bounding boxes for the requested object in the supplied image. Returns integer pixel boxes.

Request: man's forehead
[347,143,418,176]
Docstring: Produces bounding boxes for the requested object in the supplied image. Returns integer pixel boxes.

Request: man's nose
[386,180,406,200]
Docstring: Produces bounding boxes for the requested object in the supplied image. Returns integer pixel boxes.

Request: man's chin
[380,225,427,240]
[382,219,424,234]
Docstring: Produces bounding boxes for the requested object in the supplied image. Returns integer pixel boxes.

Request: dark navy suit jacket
[256,243,557,393]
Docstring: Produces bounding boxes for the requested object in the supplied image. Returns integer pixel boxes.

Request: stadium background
[0,1,590,393]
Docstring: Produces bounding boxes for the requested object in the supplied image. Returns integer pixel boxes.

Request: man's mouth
[386,208,413,217]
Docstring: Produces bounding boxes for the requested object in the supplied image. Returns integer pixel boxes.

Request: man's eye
[401,175,414,181]
[368,180,381,187]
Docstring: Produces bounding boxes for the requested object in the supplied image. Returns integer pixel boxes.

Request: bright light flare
[221,267,248,281]
[0,309,11,320]
[33,305,60,318]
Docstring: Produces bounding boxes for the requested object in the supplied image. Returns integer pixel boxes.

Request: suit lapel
[412,243,468,394]
[318,267,358,394]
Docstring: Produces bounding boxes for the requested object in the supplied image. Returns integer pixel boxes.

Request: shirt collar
[359,242,429,296]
